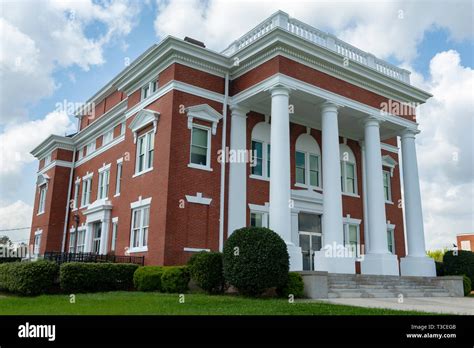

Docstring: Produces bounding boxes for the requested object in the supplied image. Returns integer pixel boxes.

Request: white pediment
[129,109,160,143]
[36,173,50,187]
[382,155,398,176]
[185,104,222,135]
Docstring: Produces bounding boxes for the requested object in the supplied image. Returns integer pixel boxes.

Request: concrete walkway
[315,297,474,315]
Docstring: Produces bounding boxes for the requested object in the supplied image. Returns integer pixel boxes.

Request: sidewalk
[315,297,474,315]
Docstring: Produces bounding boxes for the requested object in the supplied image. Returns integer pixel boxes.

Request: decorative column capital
[362,115,381,128]
[320,100,342,113]
[268,84,292,97]
[401,128,419,140]
[229,105,249,118]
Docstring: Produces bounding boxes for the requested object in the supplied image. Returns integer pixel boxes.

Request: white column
[400,130,436,276]
[360,141,370,253]
[268,86,302,271]
[360,117,399,275]
[313,101,355,274]
[227,106,248,235]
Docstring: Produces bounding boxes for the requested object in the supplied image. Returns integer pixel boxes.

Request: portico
[228,75,435,276]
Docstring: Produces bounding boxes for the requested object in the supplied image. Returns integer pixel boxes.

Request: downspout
[218,72,230,252]
[61,144,77,252]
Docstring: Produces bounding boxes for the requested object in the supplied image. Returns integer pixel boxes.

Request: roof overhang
[30,135,75,159]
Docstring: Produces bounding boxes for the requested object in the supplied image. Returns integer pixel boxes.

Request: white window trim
[72,180,80,210]
[37,184,47,215]
[102,129,114,146]
[183,247,211,252]
[130,196,152,209]
[140,79,158,101]
[111,217,118,252]
[250,139,271,179]
[86,141,96,156]
[383,170,393,204]
[341,160,358,195]
[185,192,212,205]
[98,164,111,200]
[343,216,362,258]
[189,124,212,171]
[115,158,123,197]
[43,153,52,166]
[248,203,270,228]
[129,204,150,253]
[387,222,396,254]
[134,129,154,175]
[33,229,42,255]
[295,151,322,190]
[81,173,93,208]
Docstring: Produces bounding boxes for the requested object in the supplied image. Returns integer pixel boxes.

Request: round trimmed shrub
[161,266,190,293]
[277,272,304,298]
[133,266,164,292]
[463,275,472,296]
[223,227,289,297]
[443,250,474,284]
[187,252,224,294]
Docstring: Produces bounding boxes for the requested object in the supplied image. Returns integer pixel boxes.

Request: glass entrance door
[298,213,322,271]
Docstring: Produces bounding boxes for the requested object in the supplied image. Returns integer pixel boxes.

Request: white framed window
[189,125,211,169]
[120,122,126,135]
[250,122,271,179]
[141,80,158,101]
[340,144,357,195]
[78,147,84,161]
[33,230,42,255]
[295,133,321,188]
[86,141,96,156]
[69,231,76,253]
[102,129,114,145]
[111,218,118,252]
[387,224,395,254]
[383,170,392,202]
[250,212,269,228]
[73,181,80,209]
[81,176,92,207]
[98,167,110,200]
[92,222,102,254]
[115,159,123,196]
[343,216,362,258]
[76,229,86,253]
[130,205,150,251]
[43,153,52,166]
[38,185,47,214]
[135,130,154,174]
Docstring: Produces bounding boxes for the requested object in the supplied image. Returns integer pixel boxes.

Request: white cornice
[31,135,75,159]
[38,160,74,175]
[231,73,419,131]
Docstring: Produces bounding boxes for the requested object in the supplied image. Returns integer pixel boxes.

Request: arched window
[295,133,321,188]
[339,144,357,195]
[250,122,271,179]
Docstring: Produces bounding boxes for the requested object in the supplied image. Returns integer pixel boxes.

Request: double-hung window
[341,161,356,194]
[115,160,123,196]
[103,129,114,145]
[33,230,42,255]
[81,177,92,206]
[387,226,395,254]
[135,131,154,174]
[38,185,47,214]
[190,126,210,169]
[251,140,270,178]
[73,181,80,209]
[295,151,320,187]
[86,141,96,156]
[98,166,110,200]
[130,205,149,251]
[344,223,360,257]
[383,170,392,202]
[141,80,158,101]
[76,230,86,253]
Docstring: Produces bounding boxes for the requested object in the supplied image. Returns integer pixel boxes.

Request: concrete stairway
[328,274,452,299]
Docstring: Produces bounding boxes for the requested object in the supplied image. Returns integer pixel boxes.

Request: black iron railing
[43,252,145,266]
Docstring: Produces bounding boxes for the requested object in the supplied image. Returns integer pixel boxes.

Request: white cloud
[153,0,473,62]
[415,50,474,250]
[0,0,142,124]
[0,200,33,244]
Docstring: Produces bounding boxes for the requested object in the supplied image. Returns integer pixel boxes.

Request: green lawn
[0,291,431,315]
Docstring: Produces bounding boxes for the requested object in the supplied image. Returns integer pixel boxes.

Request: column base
[400,256,436,277]
[361,253,399,276]
[313,248,356,274]
[287,244,303,271]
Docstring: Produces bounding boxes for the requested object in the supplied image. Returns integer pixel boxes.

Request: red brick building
[457,234,474,251]
[29,11,435,276]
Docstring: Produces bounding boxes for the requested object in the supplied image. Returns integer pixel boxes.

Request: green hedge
[161,266,190,293]
[60,263,138,293]
[0,257,21,263]
[223,227,289,297]
[187,252,224,294]
[463,275,472,296]
[443,250,474,284]
[133,266,164,291]
[435,261,444,276]
[0,261,59,296]
[277,272,305,298]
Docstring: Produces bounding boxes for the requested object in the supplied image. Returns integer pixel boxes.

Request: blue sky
[0,0,472,249]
